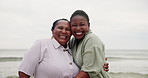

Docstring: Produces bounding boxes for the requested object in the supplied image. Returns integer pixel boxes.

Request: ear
[88,23,90,30]
[88,23,90,27]
[86,23,90,32]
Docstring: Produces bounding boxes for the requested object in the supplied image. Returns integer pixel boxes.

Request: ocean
[0,49,148,78]
[106,49,148,78]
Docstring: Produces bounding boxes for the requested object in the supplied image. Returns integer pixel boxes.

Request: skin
[71,15,90,40]
[104,58,109,71]
[52,20,71,48]
[18,20,71,78]
[18,72,30,78]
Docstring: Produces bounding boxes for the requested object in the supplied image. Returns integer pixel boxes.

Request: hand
[18,71,30,78]
[103,58,109,72]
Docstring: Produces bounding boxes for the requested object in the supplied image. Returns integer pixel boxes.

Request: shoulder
[84,31,103,44]
[32,38,51,48]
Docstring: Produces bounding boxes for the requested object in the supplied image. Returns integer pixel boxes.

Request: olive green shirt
[70,30,111,78]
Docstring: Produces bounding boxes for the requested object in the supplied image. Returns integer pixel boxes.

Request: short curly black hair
[70,10,90,23]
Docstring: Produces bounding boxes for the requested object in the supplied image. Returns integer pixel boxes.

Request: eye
[65,28,71,31]
[71,24,77,27]
[80,24,85,26]
[57,26,63,30]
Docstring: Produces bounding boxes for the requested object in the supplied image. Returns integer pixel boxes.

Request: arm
[18,40,43,77]
[74,45,104,78]
[18,71,30,78]
[74,71,89,78]
[81,36,105,77]
[74,56,109,78]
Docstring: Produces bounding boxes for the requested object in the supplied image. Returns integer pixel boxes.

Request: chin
[75,36,83,40]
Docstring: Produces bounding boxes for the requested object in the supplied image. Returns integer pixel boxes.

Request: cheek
[85,26,90,32]
[52,30,59,36]
[68,31,72,37]
[71,27,74,30]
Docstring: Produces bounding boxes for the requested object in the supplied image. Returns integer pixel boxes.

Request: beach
[0,49,148,78]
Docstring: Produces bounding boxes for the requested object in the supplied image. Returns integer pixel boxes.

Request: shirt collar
[51,38,69,49]
[86,29,92,35]
[51,38,61,49]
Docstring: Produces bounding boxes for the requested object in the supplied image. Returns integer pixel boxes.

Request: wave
[1,56,148,62]
[109,72,148,78]
[109,71,148,75]
[0,57,22,62]
[107,56,148,60]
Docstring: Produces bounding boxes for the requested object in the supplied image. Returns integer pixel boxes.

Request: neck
[62,44,67,48]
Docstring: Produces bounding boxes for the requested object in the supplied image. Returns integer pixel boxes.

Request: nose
[75,25,81,30]
[61,29,66,33]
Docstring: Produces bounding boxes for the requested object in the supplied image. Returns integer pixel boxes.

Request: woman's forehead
[56,20,70,27]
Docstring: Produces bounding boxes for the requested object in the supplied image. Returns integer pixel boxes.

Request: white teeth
[60,36,66,38]
[76,32,82,35]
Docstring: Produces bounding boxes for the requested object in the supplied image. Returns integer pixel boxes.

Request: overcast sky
[0,0,148,50]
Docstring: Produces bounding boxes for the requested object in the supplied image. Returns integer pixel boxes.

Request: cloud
[0,0,148,49]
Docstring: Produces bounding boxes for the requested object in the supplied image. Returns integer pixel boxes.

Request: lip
[74,31,83,36]
[59,35,67,39]
[60,35,66,38]
[76,32,82,35]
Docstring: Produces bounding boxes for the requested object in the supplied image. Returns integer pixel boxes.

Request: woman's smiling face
[70,15,90,40]
[52,20,71,46]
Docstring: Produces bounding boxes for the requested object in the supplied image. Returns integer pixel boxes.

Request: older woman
[18,18,79,78]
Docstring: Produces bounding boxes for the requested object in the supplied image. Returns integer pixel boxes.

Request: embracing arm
[18,71,30,78]
[73,61,109,78]
[73,71,89,78]
[18,40,43,78]
[104,58,109,72]
[73,59,108,78]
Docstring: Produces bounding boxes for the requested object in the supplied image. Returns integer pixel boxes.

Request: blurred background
[0,0,148,78]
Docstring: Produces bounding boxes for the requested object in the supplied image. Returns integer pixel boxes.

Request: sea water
[106,49,148,78]
[0,49,26,78]
[0,49,148,78]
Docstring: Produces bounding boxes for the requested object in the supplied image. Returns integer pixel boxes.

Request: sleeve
[81,37,105,77]
[18,40,43,76]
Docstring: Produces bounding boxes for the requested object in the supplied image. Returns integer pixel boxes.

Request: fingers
[103,64,108,68]
[105,57,108,61]
[104,57,109,72]
[104,62,109,65]
[104,69,109,72]
[103,63,109,72]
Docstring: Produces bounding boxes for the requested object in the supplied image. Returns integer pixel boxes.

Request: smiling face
[70,15,90,40]
[52,20,71,46]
